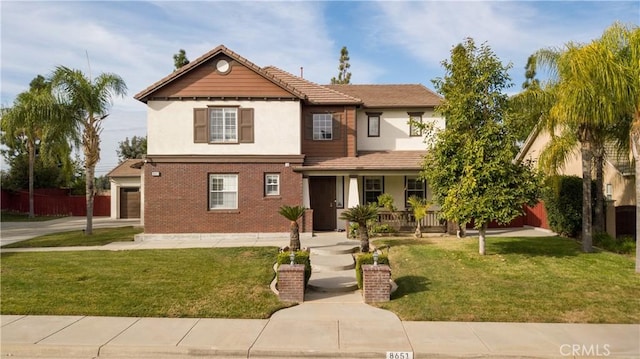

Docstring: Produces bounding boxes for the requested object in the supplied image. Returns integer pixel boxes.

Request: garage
[108,159,143,220]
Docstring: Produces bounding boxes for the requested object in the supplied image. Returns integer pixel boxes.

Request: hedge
[354,252,389,289]
[276,250,312,287]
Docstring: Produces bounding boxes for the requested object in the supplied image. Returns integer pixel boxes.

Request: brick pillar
[362,264,391,303]
[278,264,305,302]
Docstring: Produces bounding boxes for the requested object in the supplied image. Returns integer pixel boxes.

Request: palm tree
[51,66,127,235]
[407,196,430,238]
[535,34,632,252]
[1,76,75,218]
[278,205,306,251]
[339,203,378,252]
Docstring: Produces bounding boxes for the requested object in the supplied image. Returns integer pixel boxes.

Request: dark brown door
[309,177,336,231]
[120,187,141,219]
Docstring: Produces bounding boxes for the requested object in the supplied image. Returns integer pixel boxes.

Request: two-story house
[134,45,444,238]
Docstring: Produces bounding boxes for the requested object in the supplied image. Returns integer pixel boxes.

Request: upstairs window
[313,113,333,140]
[367,112,381,137]
[409,112,424,137]
[210,108,237,143]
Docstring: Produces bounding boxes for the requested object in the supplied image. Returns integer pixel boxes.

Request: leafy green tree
[339,203,378,252]
[116,135,147,163]
[173,49,190,70]
[0,75,75,217]
[278,205,306,251]
[424,38,540,255]
[534,23,638,253]
[330,46,351,84]
[51,66,127,234]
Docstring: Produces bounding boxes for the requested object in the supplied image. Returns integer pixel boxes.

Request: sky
[1,1,639,176]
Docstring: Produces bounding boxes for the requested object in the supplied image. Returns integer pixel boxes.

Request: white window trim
[209,174,238,210]
[265,174,280,196]
[210,108,238,143]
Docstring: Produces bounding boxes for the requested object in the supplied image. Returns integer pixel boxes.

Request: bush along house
[134,45,445,240]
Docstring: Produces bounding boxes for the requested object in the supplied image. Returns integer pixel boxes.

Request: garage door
[120,187,140,219]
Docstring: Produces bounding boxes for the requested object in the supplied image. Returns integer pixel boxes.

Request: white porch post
[302,177,310,208]
[347,176,360,208]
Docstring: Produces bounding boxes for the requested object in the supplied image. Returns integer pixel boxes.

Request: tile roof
[298,151,426,171]
[107,159,143,178]
[134,45,305,102]
[263,66,361,105]
[325,84,442,108]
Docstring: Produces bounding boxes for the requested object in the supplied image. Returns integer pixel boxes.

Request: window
[367,113,381,137]
[265,174,280,196]
[409,112,424,137]
[210,108,237,143]
[209,174,238,209]
[406,177,426,201]
[364,176,383,205]
[313,113,333,140]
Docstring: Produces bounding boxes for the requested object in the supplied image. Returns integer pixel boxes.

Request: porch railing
[377,210,446,233]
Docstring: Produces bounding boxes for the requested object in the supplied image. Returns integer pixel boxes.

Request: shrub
[593,233,637,254]
[542,175,588,238]
[370,223,397,235]
[276,250,311,287]
[377,193,397,212]
[354,252,389,289]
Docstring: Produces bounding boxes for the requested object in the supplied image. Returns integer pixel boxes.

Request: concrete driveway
[0,217,141,246]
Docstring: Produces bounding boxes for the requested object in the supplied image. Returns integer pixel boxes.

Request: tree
[424,38,540,255]
[339,203,378,252]
[51,66,127,234]
[534,24,638,253]
[173,49,189,70]
[117,135,147,163]
[278,205,306,251]
[407,195,429,238]
[330,46,351,84]
[0,75,75,217]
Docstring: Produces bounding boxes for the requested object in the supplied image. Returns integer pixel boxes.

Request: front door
[309,177,336,231]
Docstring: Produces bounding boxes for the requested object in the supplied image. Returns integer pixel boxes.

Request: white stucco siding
[357,108,445,151]
[147,100,301,155]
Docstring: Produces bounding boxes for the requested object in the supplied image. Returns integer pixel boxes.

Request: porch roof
[295,151,426,171]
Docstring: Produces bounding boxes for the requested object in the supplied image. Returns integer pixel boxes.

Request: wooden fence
[1,189,110,216]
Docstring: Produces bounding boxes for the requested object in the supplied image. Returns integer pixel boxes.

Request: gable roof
[134,45,305,102]
[325,84,442,108]
[263,66,361,105]
[107,159,143,178]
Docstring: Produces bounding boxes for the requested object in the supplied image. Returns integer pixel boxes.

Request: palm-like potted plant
[339,203,379,252]
[278,205,306,251]
[407,196,430,238]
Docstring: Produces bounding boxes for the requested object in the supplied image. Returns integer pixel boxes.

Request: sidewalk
[1,220,638,358]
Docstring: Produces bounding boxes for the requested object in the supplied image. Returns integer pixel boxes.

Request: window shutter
[194,108,208,143]
[332,113,342,140]
[239,108,254,143]
[304,114,313,140]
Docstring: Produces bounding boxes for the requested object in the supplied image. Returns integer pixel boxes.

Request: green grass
[374,236,640,323]
[1,248,290,318]
[1,211,66,222]
[2,226,143,248]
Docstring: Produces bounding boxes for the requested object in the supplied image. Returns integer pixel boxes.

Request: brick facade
[362,264,391,303]
[277,264,305,302]
[144,160,305,233]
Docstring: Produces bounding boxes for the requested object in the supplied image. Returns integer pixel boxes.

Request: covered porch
[295,151,446,234]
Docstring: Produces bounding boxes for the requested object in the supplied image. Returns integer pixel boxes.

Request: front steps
[307,243,359,293]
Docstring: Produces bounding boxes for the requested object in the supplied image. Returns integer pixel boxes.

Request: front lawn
[0,248,289,318]
[2,226,143,248]
[375,236,640,323]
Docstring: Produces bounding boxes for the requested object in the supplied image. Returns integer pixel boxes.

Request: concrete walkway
[1,219,638,358]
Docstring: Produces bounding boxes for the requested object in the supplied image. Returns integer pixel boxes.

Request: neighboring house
[134,45,444,237]
[516,125,636,237]
[107,159,142,219]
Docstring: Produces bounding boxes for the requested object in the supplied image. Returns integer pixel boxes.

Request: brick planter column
[278,264,305,302]
[362,264,391,303]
